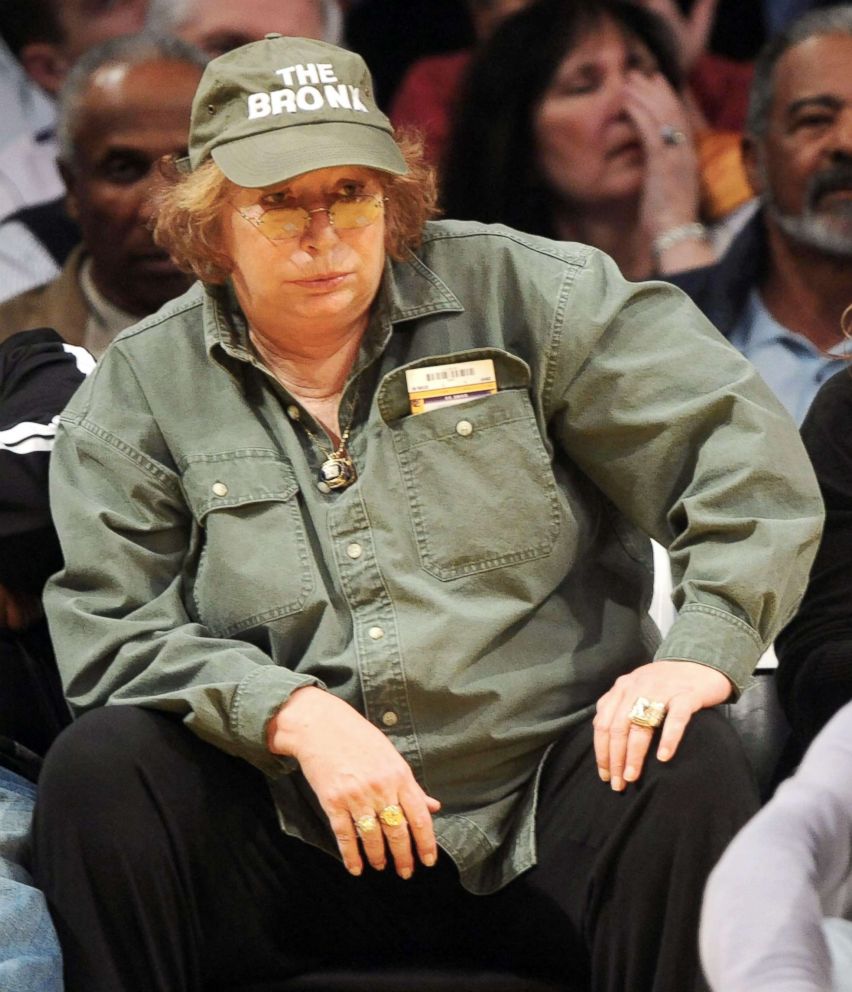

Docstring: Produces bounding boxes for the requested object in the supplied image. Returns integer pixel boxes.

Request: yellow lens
[329,195,383,230]
[258,207,310,239]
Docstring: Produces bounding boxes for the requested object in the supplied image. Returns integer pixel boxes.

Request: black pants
[32,706,757,992]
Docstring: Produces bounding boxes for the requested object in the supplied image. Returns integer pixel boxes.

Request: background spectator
[0,0,151,221]
[165,0,344,58]
[440,0,720,279]
[0,327,91,992]
[391,0,756,171]
[700,698,852,992]
[775,358,852,770]
[670,6,852,424]
[0,33,206,355]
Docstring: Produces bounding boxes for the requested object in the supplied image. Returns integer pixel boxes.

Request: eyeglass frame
[233,191,388,242]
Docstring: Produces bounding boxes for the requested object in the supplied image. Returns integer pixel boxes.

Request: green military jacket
[45,220,823,893]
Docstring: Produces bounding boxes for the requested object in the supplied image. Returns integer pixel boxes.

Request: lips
[291,272,351,288]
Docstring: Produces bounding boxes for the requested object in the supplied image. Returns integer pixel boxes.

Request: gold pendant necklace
[296,398,358,494]
[315,433,356,493]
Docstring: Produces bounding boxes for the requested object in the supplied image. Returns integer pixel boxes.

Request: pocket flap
[180,451,299,523]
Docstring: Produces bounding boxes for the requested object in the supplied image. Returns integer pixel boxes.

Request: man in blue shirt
[671,6,852,424]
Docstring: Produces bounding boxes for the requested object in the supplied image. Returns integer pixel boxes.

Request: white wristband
[652,222,708,257]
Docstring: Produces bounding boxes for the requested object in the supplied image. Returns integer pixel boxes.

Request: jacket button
[381,710,398,727]
[212,482,228,497]
[455,419,473,437]
[368,626,384,640]
[346,543,363,559]
[286,404,300,420]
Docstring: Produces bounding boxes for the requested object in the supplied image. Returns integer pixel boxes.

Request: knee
[643,709,759,827]
[36,706,176,824]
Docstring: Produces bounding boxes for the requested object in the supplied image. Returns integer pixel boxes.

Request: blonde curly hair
[153,130,438,284]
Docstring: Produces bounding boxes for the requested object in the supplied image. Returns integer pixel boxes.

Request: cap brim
[211,121,407,188]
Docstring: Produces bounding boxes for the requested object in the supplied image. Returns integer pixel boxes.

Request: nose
[608,70,633,122]
[829,109,852,159]
[300,206,339,250]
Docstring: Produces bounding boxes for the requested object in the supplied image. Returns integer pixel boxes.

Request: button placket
[328,497,419,762]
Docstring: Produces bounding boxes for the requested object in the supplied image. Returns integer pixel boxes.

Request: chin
[773,206,852,258]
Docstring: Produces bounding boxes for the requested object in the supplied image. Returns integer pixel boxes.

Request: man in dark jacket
[670,6,852,424]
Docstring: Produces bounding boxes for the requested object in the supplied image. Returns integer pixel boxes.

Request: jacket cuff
[655,604,764,698]
[230,665,326,776]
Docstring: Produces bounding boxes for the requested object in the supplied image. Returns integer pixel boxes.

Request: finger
[656,696,697,762]
[623,722,656,783]
[398,786,438,868]
[353,810,387,872]
[607,715,632,792]
[593,690,621,782]
[327,808,366,877]
[625,74,687,133]
[377,804,416,879]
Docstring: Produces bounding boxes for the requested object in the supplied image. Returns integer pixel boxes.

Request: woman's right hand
[625,70,715,273]
[267,686,441,879]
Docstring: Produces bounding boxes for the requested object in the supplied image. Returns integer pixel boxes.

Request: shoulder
[101,279,205,353]
[413,219,598,290]
[0,328,90,425]
[0,246,86,345]
[65,281,209,422]
[413,219,696,319]
[0,277,62,338]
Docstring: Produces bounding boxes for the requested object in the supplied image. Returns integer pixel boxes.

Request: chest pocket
[390,388,561,581]
[181,452,313,637]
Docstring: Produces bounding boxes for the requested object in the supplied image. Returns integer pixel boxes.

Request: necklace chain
[296,394,358,493]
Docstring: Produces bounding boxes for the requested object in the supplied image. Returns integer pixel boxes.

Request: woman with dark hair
[442,0,730,279]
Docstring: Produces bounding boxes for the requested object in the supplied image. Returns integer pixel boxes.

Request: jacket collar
[669,209,768,337]
[201,243,465,369]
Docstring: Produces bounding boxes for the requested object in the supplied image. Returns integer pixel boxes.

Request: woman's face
[533,17,659,210]
[222,165,387,340]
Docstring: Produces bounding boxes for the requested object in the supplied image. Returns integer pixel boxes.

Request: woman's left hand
[593,660,733,791]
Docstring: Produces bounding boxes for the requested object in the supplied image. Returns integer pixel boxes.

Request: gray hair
[56,32,208,167]
[746,5,852,138]
[154,0,344,46]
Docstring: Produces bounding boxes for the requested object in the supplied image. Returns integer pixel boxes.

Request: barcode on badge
[405,359,497,415]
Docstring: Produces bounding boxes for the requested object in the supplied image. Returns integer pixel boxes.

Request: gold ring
[378,804,406,827]
[354,814,378,834]
[628,696,666,729]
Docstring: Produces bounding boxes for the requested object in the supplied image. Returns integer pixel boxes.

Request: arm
[544,251,823,784]
[776,372,852,753]
[0,329,91,604]
[43,354,324,778]
[700,702,852,992]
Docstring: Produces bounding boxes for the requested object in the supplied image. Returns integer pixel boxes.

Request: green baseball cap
[186,34,407,188]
